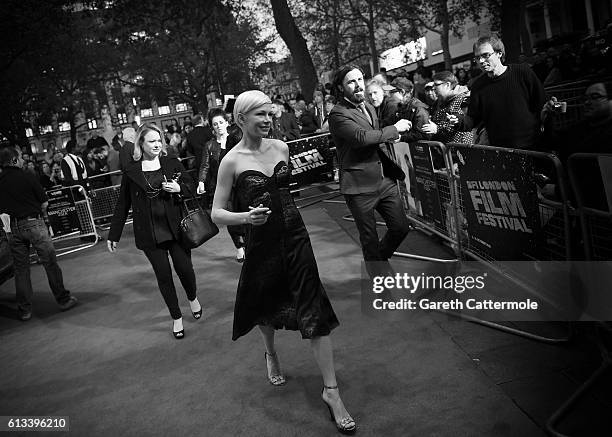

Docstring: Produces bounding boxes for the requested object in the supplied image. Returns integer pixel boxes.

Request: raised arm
[329,110,406,149]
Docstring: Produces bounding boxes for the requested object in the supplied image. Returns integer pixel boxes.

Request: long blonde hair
[132,123,168,161]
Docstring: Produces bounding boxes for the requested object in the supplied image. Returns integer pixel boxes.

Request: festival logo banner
[457,147,540,260]
[288,134,333,187]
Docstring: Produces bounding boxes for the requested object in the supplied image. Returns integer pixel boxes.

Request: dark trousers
[143,240,197,320]
[345,178,410,275]
[8,217,70,312]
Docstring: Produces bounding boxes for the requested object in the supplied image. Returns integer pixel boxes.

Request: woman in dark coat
[107,123,202,339]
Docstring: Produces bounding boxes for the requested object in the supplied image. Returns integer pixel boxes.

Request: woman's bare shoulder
[263,138,289,155]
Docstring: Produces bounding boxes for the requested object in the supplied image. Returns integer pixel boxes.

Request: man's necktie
[358,102,373,126]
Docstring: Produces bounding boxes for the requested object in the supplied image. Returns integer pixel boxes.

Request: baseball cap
[424,81,435,90]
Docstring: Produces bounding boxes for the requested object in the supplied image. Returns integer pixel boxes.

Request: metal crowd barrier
[442,143,573,342]
[567,153,612,260]
[545,144,612,437]
[390,141,460,263]
[45,185,99,258]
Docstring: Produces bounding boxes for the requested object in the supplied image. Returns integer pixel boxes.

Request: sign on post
[409,142,444,229]
[47,187,80,237]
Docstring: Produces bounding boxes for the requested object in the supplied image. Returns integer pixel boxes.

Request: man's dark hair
[474,34,506,63]
[272,99,284,106]
[224,98,236,115]
[207,108,228,126]
[332,65,364,99]
[192,114,205,126]
[432,71,458,88]
[0,145,19,167]
[65,139,77,153]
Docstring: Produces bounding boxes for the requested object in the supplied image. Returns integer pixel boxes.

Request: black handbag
[179,187,219,249]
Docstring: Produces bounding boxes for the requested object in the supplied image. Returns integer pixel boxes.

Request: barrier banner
[47,187,80,237]
[288,135,333,186]
[457,148,540,260]
[409,142,444,228]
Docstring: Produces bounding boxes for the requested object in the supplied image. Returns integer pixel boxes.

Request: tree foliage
[385,0,489,70]
[0,0,117,143]
[102,0,271,114]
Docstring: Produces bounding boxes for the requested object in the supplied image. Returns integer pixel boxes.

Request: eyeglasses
[474,52,496,62]
[580,93,607,103]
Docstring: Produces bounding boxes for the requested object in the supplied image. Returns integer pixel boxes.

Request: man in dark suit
[186,114,213,171]
[329,65,412,276]
[270,100,300,141]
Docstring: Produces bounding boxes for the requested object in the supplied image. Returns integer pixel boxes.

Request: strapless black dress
[232,161,339,340]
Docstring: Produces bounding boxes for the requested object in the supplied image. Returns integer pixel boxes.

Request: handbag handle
[178,177,204,216]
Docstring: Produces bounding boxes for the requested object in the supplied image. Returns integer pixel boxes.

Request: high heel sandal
[264,352,286,386]
[322,385,356,435]
[236,247,245,263]
[190,299,202,320]
[172,320,184,339]
[172,328,184,339]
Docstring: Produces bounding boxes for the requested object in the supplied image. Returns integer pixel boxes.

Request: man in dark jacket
[384,77,431,143]
[328,65,412,277]
[186,114,213,171]
[269,100,300,141]
[0,146,78,321]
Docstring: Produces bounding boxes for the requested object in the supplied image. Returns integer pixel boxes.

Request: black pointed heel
[322,386,356,435]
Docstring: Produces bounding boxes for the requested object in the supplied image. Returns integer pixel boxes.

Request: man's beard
[347,90,365,104]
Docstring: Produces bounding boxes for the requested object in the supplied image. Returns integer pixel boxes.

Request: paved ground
[0,201,609,436]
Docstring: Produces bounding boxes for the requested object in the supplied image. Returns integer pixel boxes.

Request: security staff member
[0,146,77,321]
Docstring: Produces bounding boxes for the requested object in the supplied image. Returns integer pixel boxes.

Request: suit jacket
[108,156,194,251]
[119,141,135,171]
[299,109,319,134]
[186,125,213,171]
[328,99,404,195]
[273,113,300,141]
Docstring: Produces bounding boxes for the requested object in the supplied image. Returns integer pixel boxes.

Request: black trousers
[143,240,197,320]
[344,178,410,276]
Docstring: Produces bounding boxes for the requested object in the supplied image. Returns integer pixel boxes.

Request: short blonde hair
[132,123,168,161]
[233,90,271,130]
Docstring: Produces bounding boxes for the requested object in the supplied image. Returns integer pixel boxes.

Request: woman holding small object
[107,123,202,340]
[211,90,355,435]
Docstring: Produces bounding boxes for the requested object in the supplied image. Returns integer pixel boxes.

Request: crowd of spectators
[12,28,611,199]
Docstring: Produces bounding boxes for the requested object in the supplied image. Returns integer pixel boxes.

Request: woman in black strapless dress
[211,91,355,435]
